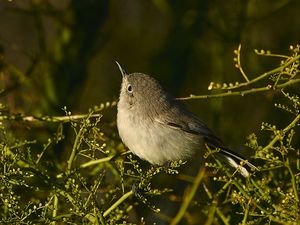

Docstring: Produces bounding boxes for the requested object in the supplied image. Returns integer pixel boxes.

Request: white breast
[117,105,199,165]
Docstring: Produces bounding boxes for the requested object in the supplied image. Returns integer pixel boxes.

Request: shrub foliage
[0,45,299,224]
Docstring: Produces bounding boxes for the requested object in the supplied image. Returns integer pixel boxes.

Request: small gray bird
[116,62,256,177]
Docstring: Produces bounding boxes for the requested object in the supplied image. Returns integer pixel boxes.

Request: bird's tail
[205,138,257,177]
[217,147,257,177]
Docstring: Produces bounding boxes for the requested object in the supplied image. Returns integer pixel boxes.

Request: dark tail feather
[205,138,257,177]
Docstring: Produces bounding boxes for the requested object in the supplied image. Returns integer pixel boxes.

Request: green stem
[242,199,251,225]
[98,209,106,225]
[250,179,266,198]
[50,195,58,225]
[256,53,290,59]
[283,114,300,133]
[203,183,230,225]
[79,155,114,168]
[214,158,270,215]
[236,44,250,82]
[6,113,101,123]
[216,208,230,225]
[56,189,79,210]
[204,201,217,225]
[67,125,85,171]
[262,114,300,152]
[52,195,58,219]
[93,208,100,225]
[103,190,134,218]
[51,213,73,221]
[170,167,206,225]
[238,55,300,87]
[286,158,299,202]
[178,78,300,100]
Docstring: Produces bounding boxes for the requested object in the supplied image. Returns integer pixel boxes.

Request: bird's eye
[127,84,133,93]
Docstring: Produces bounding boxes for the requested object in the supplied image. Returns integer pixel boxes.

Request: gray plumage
[116,62,256,177]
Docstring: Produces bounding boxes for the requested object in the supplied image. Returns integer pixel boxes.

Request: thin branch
[79,155,115,169]
[177,78,300,100]
[232,54,300,89]
[67,124,85,171]
[200,52,299,93]
[20,114,101,122]
[235,44,250,82]
[261,114,300,153]
[286,157,299,203]
[103,190,134,218]
[170,166,206,225]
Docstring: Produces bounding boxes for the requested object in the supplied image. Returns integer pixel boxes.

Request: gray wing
[155,104,257,177]
[155,104,225,148]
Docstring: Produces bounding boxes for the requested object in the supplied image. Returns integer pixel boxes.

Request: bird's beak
[115,61,127,78]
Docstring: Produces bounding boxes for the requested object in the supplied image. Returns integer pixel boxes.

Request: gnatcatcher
[116,62,256,177]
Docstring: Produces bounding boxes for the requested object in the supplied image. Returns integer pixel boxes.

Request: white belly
[117,107,199,165]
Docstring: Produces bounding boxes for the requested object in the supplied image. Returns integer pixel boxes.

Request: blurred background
[0,0,299,224]
[0,0,299,154]
[0,0,300,165]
